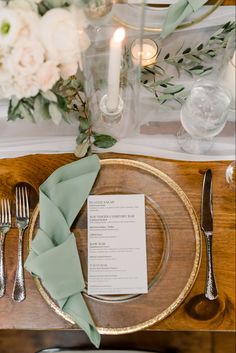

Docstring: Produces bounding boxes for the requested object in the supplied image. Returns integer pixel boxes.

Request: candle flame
[113,27,126,43]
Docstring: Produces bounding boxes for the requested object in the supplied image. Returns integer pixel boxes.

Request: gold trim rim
[28,158,202,335]
[113,0,224,33]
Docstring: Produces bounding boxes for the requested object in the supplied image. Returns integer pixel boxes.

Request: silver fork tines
[12,186,30,302]
[0,199,11,297]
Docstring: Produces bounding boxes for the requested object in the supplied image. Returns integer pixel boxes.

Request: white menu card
[87,194,148,295]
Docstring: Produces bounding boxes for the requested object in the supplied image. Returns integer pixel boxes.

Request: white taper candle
[107,27,125,112]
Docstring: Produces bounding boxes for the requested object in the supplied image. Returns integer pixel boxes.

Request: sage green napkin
[161,0,208,38]
[25,155,101,348]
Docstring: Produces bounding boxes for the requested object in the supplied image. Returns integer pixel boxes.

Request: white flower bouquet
[0,0,91,123]
[0,0,117,155]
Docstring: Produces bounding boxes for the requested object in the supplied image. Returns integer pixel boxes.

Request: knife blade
[201,169,218,300]
[201,169,213,233]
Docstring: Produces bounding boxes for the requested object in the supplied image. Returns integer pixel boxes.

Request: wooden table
[0,153,235,332]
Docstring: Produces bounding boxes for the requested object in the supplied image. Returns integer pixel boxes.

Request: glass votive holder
[99,94,124,125]
[131,38,158,67]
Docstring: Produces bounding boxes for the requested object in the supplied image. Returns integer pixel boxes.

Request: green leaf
[8,105,21,121]
[42,91,57,103]
[93,134,117,149]
[57,95,68,111]
[162,85,185,95]
[8,96,21,120]
[34,94,50,120]
[197,43,203,51]
[157,94,176,102]
[76,132,88,145]
[38,3,50,15]
[79,116,90,132]
[154,65,165,73]
[70,79,82,90]
[189,69,204,75]
[203,67,213,73]
[48,103,62,125]
[19,103,35,122]
[223,21,231,29]
[207,49,216,55]
[10,96,20,110]
[144,67,156,75]
[183,48,191,54]
[189,65,204,71]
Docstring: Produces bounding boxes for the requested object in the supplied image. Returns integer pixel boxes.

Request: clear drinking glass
[177,80,231,154]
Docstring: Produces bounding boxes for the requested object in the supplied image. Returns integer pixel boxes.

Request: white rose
[8,39,45,76]
[13,75,40,99]
[0,9,23,47]
[60,62,78,79]
[18,10,40,41]
[37,61,60,92]
[0,68,14,99]
[40,7,90,67]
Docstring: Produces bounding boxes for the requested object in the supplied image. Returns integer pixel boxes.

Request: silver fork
[12,186,29,302]
[0,199,11,297]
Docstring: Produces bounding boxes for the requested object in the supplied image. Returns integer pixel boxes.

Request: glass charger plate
[113,1,223,32]
[28,158,201,334]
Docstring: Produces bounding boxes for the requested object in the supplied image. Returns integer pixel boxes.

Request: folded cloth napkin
[161,0,208,38]
[25,155,101,348]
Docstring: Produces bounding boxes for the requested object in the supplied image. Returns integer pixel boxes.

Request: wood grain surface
[0,153,235,333]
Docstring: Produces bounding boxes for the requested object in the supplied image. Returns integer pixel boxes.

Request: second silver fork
[0,199,11,297]
[12,186,30,302]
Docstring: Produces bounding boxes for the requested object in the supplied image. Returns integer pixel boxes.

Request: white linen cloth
[0,6,235,161]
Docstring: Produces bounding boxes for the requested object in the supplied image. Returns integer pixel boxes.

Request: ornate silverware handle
[204,231,218,300]
[0,232,6,298]
[12,228,26,302]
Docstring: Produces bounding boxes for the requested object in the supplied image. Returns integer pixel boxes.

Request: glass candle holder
[131,38,158,67]
[81,1,145,139]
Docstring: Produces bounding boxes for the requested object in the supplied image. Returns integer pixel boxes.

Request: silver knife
[201,169,218,300]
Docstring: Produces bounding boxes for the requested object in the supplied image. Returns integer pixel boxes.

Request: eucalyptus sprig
[8,77,82,125]
[75,115,117,158]
[8,75,117,158]
[163,21,236,77]
[141,21,236,106]
[142,73,188,105]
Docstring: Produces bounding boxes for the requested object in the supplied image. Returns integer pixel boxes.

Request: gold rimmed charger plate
[28,158,201,334]
[113,0,224,32]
